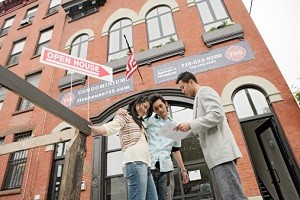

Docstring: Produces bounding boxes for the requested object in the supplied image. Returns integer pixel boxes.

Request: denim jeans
[151,170,175,200]
[123,161,158,200]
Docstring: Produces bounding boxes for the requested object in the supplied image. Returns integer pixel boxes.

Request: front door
[240,116,300,200]
[255,118,300,200]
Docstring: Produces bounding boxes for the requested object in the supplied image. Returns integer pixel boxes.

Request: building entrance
[90,89,220,200]
[240,115,300,200]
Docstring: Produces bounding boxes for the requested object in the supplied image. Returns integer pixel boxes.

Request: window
[146,6,178,49]
[0,86,7,110]
[2,132,32,190]
[6,39,25,66]
[233,88,271,119]
[18,72,41,111]
[195,0,232,31]
[47,141,69,200]
[0,16,14,36]
[47,0,61,15]
[21,6,38,25]
[66,34,89,75]
[35,27,53,55]
[108,19,133,62]
[0,137,4,145]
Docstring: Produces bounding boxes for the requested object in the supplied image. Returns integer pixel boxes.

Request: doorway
[233,88,300,200]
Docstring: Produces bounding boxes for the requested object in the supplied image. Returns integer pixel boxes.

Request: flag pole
[123,35,144,84]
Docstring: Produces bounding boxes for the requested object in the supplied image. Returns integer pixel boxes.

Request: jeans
[123,161,158,200]
[151,170,175,200]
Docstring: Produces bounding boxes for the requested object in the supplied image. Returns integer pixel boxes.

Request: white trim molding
[221,76,283,113]
[65,29,95,50]
[101,8,139,36]
[187,0,196,7]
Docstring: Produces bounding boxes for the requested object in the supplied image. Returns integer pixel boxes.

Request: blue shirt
[145,115,181,172]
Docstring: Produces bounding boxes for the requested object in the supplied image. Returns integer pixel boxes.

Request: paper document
[156,121,191,141]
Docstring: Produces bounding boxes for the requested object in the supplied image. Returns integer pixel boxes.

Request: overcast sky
[242,0,300,92]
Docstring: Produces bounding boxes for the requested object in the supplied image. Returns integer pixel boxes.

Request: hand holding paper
[156,121,191,141]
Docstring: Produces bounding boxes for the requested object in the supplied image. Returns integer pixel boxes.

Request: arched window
[67,34,89,75]
[195,0,232,32]
[108,18,133,62]
[233,88,271,119]
[70,34,89,59]
[146,6,178,49]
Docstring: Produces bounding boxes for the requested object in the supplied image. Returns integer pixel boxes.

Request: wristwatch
[180,169,188,173]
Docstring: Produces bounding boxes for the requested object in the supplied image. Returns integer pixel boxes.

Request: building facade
[0,0,299,200]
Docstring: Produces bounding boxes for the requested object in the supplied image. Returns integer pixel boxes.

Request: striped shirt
[103,114,151,166]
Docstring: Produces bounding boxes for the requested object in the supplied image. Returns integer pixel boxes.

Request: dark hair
[175,71,198,84]
[148,93,168,119]
[127,94,153,129]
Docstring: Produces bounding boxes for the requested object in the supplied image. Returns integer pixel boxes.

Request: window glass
[177,163,213,198]
[2,132,31,190]
[109,31,120,53]
[0,87,7,110]
[197,2,214,24]
[107,133,121,150]
[146,18,160,40]
[35,28,53,55]
[233,89,253,118]
[106,177,127,199]
[146,6,177,48]
[249,89,271,114]
[195,0,231,31]
[47,0,61,15]
[233,88,271,119]
[0,137,4,145]
[25,6,38,22]
[7,39,25,66]
[107,151,123,176]
[210,0,228,20]
[108,19,132,61]
[0,16,14,35]
[160,14,175,36]
[18,72,41,110]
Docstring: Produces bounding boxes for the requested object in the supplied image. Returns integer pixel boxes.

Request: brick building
[0,0,299,199]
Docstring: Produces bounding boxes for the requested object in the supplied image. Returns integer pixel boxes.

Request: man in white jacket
[174,71,247,200]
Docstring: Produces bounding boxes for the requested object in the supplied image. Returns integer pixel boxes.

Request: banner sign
[153,41,255,84]
[40,47,113,82]
[57,76,134,107]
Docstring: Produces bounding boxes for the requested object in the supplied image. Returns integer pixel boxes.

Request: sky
[242,0,300,92]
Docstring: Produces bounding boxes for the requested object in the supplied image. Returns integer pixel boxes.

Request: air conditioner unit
[20,18,31,26]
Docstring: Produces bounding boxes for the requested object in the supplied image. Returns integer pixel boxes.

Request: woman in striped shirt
[90,95,158,200]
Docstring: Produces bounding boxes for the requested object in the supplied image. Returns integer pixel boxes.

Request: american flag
[126,49,137,80]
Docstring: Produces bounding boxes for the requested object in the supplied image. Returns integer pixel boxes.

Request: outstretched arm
[90,125,107,136]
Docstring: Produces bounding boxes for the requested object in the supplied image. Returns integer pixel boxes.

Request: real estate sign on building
[40,47,113,82]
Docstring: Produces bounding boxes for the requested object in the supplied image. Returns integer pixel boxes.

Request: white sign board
[40,47,113,82]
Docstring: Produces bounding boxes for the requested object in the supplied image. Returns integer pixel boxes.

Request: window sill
[12,107,34,116]
[6,63,18,68]
[202,24,244,48]
[0,32,8,38]
[30,54,41,60]
[0,188,21,196]
[105,39,185,73]
[43,10,59,19]
[58,73,87,91]
[17,22,32,30]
